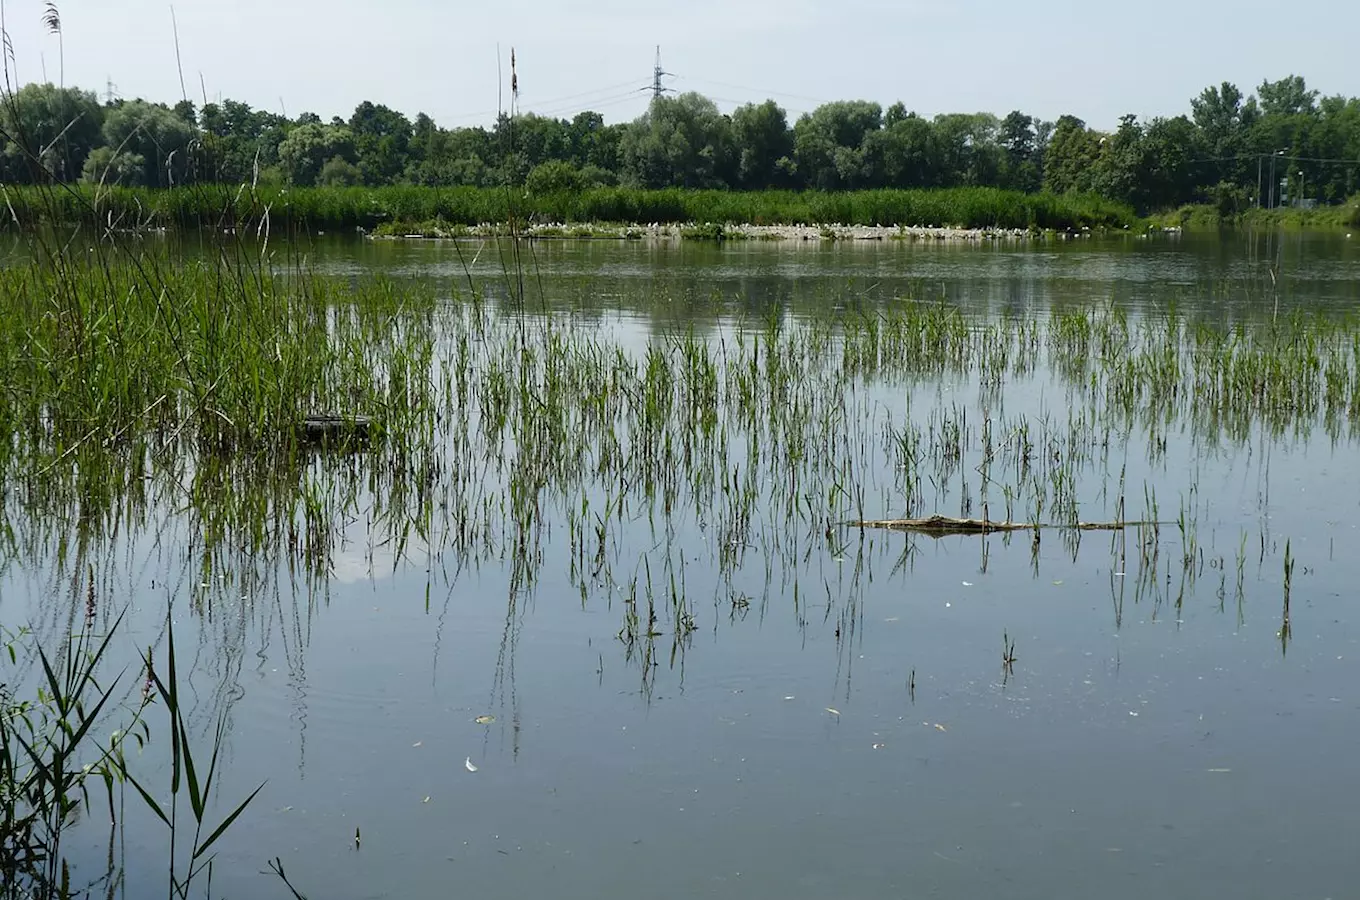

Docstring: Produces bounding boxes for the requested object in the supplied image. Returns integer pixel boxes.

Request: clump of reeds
[0,184,1140,234]
[2,607,262,900]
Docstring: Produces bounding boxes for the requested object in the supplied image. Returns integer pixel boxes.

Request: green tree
[1306,95,1360,201]
[317,155,362,186]
[200,99,288,183]
[565,112,625,174]
[1258,75,1318,119]
[0,82,104,182]
[862,113,940,188]
[407,124,496,186]
[620,93,736,189]
[998,111,1040,191]
[348,101,412,184]
[731,100,793,188]
[172,99,197,127]
[101,99,199,187]
[277,123,356,186]
[932,113,1002,187]
[1190,82,1258,188]
[525,159,585,194]
[1090,115,1144,206]
[1043,115,1103,194]
[80,146,146,185]
[792,101,882,189]
[1137,115,1202,209]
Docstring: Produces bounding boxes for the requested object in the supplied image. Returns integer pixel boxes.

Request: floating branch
[850,514,1163,537]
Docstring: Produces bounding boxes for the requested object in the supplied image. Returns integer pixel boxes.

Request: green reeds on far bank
[0,184,1138,234]
[1151,195,1360,231]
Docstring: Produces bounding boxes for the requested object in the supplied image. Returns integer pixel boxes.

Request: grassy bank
[1151,196,1360,231]
[0,184,1137,233]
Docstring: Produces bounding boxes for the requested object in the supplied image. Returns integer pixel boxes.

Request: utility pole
[651,46,672,103]
[104,77,118,105]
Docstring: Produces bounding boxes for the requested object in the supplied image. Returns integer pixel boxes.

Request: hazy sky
[5,0,1358,129]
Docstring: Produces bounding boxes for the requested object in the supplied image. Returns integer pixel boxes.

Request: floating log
[851,514,1159,537]
[298,414,372,445]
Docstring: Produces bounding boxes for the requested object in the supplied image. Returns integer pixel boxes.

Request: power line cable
[433,78,650,125]
[531,88,650,119]
[676,76,830,107]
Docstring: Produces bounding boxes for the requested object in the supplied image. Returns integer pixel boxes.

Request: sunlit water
[5,231,1360,900]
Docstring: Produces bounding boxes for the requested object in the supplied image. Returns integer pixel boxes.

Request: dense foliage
[1,75,1357,215]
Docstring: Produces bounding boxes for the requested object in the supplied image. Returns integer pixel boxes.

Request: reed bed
[0,184,1138,234]
[5,251,1356,590]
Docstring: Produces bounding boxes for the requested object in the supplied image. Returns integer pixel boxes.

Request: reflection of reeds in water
[4,221,1345,850]
[5,272,1338,651]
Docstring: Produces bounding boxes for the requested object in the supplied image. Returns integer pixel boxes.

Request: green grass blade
[164,619,182,795]
[180,717,204,821]
[61,674,120,754]
[124,770,171,828]
[37,646,66,716]
[191,781,265,861]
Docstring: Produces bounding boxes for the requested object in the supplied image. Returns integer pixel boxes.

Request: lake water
[5,231,1360,900]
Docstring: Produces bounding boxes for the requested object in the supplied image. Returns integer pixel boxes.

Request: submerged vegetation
[3,240,1354,600]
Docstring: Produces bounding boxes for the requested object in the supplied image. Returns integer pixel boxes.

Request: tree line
[2,74,1357,214]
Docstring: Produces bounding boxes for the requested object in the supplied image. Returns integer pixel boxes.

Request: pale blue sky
[5,0,1357,129]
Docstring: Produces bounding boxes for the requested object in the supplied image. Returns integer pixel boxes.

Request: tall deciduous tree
[793,101,882,190]
[731,100,793,189]
[1043,115,1103,194]
[349,101,412,185]
[0,83,104,182]
[100,100,198,187]
[998,111,1040,191]
[621,93,735,189]
[277,123,357,187]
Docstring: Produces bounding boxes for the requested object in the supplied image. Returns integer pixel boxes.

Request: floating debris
[465,757,478,772]
[853,514,1161,537]
[474,715,495,725]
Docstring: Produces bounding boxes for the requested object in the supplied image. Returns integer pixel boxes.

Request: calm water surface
[6,233,1360,900]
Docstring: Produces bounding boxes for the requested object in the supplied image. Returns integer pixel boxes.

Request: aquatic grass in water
[0,250,440,580]
[1,606,261,900]
[3,241,1357,692]
[7,267,1350,596]
[2,240,1354,892]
